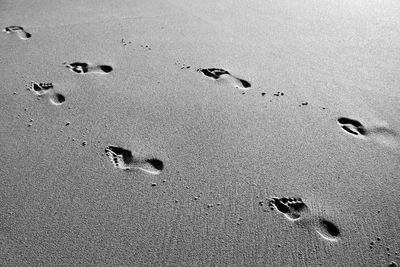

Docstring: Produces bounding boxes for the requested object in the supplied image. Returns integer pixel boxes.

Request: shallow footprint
[198,68,251,89]
[105,145,163,175]
[3,26,31,40]
[314,217,341,242]
[269,197,310,221]
[337,117,367,136]
[65,62,113,74]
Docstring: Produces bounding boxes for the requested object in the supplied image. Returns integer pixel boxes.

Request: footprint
[3,26,31,40]
[338,117,400,148]
[314,217,341,242]
[29,82,53,95]
[268,197,342,242]
[337,117,367,136]
[49,93,66,105]
[268,197,310,221]
[198,68,251,89]
[105,145,163,175]
[29,81,65,106]
[65,62,113,74]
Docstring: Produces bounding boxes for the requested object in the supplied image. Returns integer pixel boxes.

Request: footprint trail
[3,26,31,40]
[198,68,251,89]
[105,145,164,175]
[65,62,113,74]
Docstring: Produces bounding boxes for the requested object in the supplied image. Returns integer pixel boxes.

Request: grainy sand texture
[1,0,400,266]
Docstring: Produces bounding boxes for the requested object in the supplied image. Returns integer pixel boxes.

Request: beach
[1,0,399,266]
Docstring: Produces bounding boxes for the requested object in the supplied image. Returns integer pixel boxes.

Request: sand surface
[1,0,400,266]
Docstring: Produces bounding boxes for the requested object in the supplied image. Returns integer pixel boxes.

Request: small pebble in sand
[151,183,157,187]
[82,141,87,146]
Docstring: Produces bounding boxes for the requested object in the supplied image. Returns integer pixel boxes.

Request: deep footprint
[3,26,31,40]
[49,93,66,105]
[198,68,251,89]
[29,82,53,95]
[65,62,113,74]
[315,217,341,241]
[269,197,309,220]
[337,117,367,136]
[198,68,230,79]
[105,145,163,175]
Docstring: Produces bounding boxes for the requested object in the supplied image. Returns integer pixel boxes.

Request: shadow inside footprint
[4,26,31,40]
[66,62,113,74]
[337,117,367,136]
[236,78,251,89]
[315,218,341,241]
[66,62,89,74]
[30,82,53,95]
[105,145,163,175]
[269,197,309,221]
[98,65,113,73]
[198,68,231,79]
[49,93,66,105]
[146,158,164,172]
[198,68,251,89]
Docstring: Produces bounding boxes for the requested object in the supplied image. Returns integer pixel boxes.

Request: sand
[1,0,399,266]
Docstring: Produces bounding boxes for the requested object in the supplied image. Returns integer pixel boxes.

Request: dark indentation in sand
[146,158,164,171]
[50,93,66,105]
[99,65,113,73]
[66,62,89,74]
[66,62,113,74]
[30,82,53,95]
[4,26,31,39]
[237,78,251,88]
[318,218,341,238]
[198,68,230,79]
[269,197,308,220]
[337,117,366,136]
[105,145,163,175]
[105,146,133,165]
[273,198,290,214]
[198,68,251,89]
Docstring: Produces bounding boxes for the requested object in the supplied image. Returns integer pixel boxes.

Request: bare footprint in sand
[337,117,367,137]
[65,62,113,74]
[337,117,399,148]
[29,81,65,106]
[268,197,310,221]
[3,26,31,40]
[268,197,341,242]
[29,82,53,95]
[197,68,251,90]
[105,145,164,175]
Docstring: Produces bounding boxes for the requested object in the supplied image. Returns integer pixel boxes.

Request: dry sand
[1,0,400,266]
